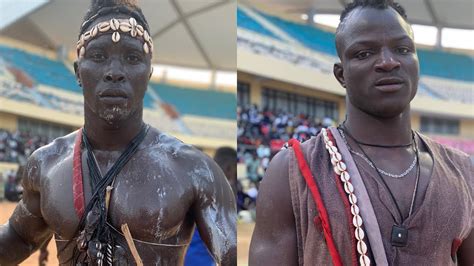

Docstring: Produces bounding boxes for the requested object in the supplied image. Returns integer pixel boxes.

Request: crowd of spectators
[237,104,335,215]
[0,129,50,164]
[0,129,48,202]
[0,169,22,202]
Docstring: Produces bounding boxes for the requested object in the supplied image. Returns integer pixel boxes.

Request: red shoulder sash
[288,139,343,266]
[73,129,85,219]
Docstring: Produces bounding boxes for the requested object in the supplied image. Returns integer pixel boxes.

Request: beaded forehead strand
[76,17,153,59]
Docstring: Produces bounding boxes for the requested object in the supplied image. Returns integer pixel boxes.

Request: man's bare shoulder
[29,131,77,163]
[259,149,291,205]
[143,127,218,176]
[145,127,211,159]
[21,131,78,190]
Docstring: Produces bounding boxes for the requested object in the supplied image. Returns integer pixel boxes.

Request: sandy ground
[0,201,58,265]
[237,222,255,266]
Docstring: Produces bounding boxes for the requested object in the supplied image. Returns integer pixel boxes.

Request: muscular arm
[458,158,473,266]
[458,229,473,266]
[192,156,237,266]
[0,155,53,264]
[249,150,298,266]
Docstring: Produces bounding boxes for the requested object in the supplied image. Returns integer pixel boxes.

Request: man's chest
[40,152,195,242]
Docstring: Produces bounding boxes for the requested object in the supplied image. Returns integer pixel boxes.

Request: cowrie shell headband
[77,17,153,59]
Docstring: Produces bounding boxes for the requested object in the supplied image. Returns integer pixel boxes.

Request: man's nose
[375,48,401,72]
[103,60,126,83]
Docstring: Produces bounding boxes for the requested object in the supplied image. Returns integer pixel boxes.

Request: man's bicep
[458,229,473,266]
[10,190,52,246]
[249,150,298,266]
[192,157,237,265]
[0,157,52,263]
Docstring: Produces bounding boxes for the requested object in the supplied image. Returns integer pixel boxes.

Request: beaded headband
[76,17,153,59]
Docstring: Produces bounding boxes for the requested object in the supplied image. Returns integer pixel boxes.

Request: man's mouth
[98,89,128,104]
[374,77,405,92]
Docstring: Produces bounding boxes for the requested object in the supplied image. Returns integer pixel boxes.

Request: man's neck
[344,102,412,146]
[83,110,144,151]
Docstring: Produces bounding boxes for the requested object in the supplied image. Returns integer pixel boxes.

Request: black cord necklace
[340,124,421,247]
[341,122,414,148]
[71,123,150,264]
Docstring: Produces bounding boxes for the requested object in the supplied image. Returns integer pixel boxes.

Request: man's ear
[333,63,346,88]
[73,61,81,87]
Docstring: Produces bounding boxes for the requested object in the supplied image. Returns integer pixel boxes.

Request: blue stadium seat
[237,8,282,41]
[0,45,81,92]
[149,83,236,119]
[258,12,337,56]
[418,50,474,82]
[143,91,154,109]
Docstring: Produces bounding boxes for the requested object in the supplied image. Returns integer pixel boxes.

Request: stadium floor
[0,201,58,265]
[237,221,255,266]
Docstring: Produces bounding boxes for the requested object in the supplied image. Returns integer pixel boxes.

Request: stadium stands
[420,76,474,104]
[237,8,474,82]
[418,50,474,82]
[258,12,337,56]
[237,8,282,41]
[182,116,235,139]
[149,82,236,120]
[0,45,80,93]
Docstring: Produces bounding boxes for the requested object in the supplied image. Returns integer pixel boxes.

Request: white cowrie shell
[79,46,85,58]
[110,18,120,30]
[333,152,342,161]
[83,30,92,41]
[360,255,370,266]
[336,161,347,172]
[340,171,350,182]
[350,204,359,216]
[355,227,365,241]
[357,240,368,255]
[344,182,354,194]
[98,22,110,32]
[143,43,149,54]
[91,26,98,37]
[144,30,150,42]
[136,25,144,36]
[129,17,137,27]
[353,214,363,227]
[119,22,131,32]
[349,193,358,205]
[112,32,120,43]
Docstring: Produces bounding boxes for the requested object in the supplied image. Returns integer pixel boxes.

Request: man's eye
[355,51,372,59]
[397,47,411,54]
[91,53,106,61]
[126,54,141,63]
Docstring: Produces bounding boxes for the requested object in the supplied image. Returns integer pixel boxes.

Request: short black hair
[335,0,408,58]
[340,0,407,24]
[79,0,150,37]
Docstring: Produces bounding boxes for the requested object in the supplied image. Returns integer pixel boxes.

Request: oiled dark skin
[250,7,472,265]
[0,14,236,265]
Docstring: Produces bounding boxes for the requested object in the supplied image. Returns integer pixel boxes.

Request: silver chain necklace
[338,128,417,179]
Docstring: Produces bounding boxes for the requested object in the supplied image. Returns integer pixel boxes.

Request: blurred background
[0,0,236,264]
[236,0,473,265]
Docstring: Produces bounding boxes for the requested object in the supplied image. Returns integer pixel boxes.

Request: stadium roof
[0,0,236,71]
[242,0,474,30]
